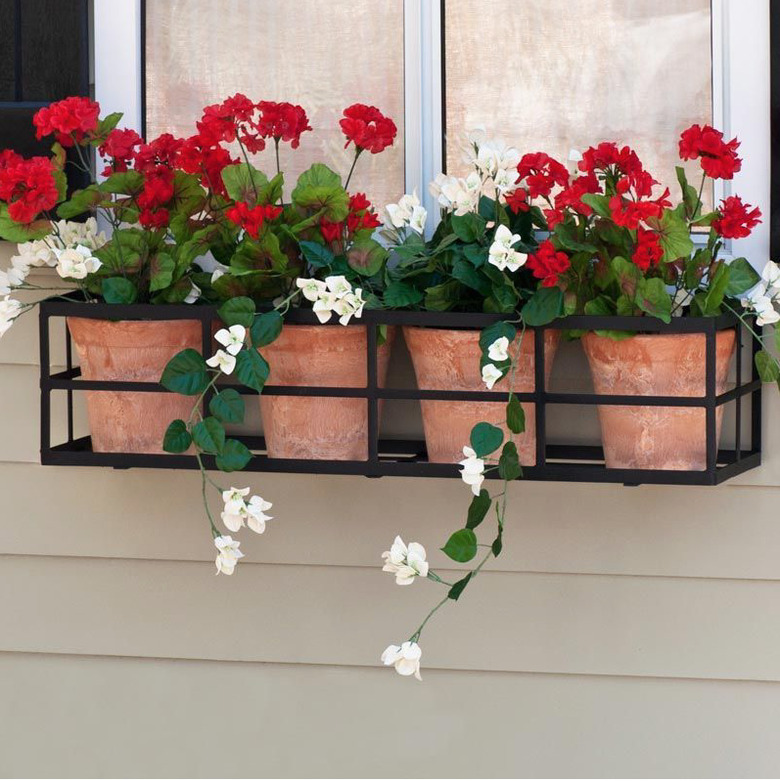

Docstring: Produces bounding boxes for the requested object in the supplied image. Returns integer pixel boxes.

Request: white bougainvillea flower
[459,445,485,496]
[184,281,201,304]
[474,139,521,178]
[385,190,420,229]
[246,495,273,534]
[743,292,780,326]
[55,217,107,251]
[214,535,244,575]
[488,225,526,273]
[312,292,338,323]
[206,348,237,375]
[13,238,57,269]
[481,362,504,390]
[222,486,250,515]
[334,289,366,326]
[487,336,510,362]
[492,168,516,195]
[324,275,352,299]
[215,324,246,356]
[409,205,427,235]
[761,260,780,298]
[0,296,23,339]
[381,641,423,680]
[296,277,327,303]
[382,535,429,585]
[54,245,102,280]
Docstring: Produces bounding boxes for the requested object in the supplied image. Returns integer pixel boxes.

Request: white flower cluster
[742,261,780,326]
[481,336,511,390]
[488,224,527,273]
[0,297,23,339]
[381,535,429,585]
[214,535,244,575]
[459,445,485,495]
[295,275,366,325]
[221,486,273,535]
[384,190,427,235]
[381,641,423,680]
[206,324,246,375]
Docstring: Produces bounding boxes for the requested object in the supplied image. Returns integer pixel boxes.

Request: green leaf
[55,185,104,219]
[258,172,284,206]
[441,528,478,563]
[724,258,760,297]
[161,349,210,396]
[584,295,615,317]
[452,258,492,296]
[218,296,255,327]
[479,321,517,352]
[521,287,563,326]
[251,311,283,347]
[424,280,461,311]
[676,165,702,219]
[291,163,349,221]
[466,489,491,530]
[651,208,695,262]
[470,422,504,457]
[580,193,612,219]
[99,170,144,195]
[448,572,472,601]
[235,349,270,393]
[192,416,226,455]
[611,256,641,299]
[94,111,123,141]
[498,441,522,480]
[102,277,138,304]
[491,529,504,557]
[553,221,598,253]
[383,281,423,308]
[209,388,245,424]
[463,243,488,267]
[702,263,731,315]
[0,204,52,241]
[347,237,387,276]
[215,438,253,472]
[162,419,192,453]
[221,163,269,205]
[635,277,671,323]
[299,240,335,269]
[451,212,486,243]
[149,252,175,292]
[506,395,526,434]
[755,350,780,383]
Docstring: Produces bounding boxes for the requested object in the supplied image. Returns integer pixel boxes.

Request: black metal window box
[39,299,762,486]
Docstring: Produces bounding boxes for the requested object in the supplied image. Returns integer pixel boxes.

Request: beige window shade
[145,0,405,208]
[444,0,713,211]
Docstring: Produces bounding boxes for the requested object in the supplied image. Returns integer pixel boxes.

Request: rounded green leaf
[102,277,138,304]
[521,287,563,326]
[209,388,245,424]
[470,422,504,458]
[466,489,491,530]
[215,438,252,472]
[347,237,387,277]
[160,349,209,396]
[192,416,226,455]
[299,240,335,269]
[218,296,255,327]
[498,441,522,480]
[235,349,270,393]
[250,311,283,348]
[162,419,192,453]
[441,528,478,563]
[506,395,526,435]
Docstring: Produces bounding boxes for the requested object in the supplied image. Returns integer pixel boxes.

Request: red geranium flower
[608,173,671,230]
[527,240,571,288]
[679,124,742,180]
[340,104,397,154]
[712,195,762,239]
[178,134,236,196]
[197,93,256,147]
[553,172,600,215]
[319,219,343,244]
[255,101,312,149]
[0,149,23,170]
[226,202,282,239]
[346,192,381,232]
[133,133,184,173]
[632,227,664,271]
[578,142,643,177]
[139,207,170,230]
[0,155,58,223]
[504,187,530,214]
[544,208,565,229]
[137,166,175,211]
[99,128,143,175]
[33,97,100,147]
[515,152,568,199]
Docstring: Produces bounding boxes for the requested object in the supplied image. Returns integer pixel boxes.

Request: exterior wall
[1,239,780,777]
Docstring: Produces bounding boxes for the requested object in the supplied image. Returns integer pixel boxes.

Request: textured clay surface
[260,325,395,460]
[582,331,736,471]
[67,317,202,454]
[403,327,561,464]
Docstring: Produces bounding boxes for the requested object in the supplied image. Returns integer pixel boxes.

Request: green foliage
[162,419,192,453]
[452,258,491,296]
[635,277,671,323]
[291,163,349,221]
[299,240,335,269]
[149,253,175,292]
[441,528,478,563]
[102,277,138,304]
[466,489,491,530]
[347,237,387,276]
[580,193,612,219]
[470,422,504,457]
[424,280,461,311]
[251,311,283,347]
[755,350,780,385]
[56,185,105,219]
[209,389,245,424]
[160,349,210,396]
[215,439,253,472]
[498,441,522,480]
[479,321,517,352]
[383,281,424,308]
[235,349,270,393]
[724,258,760,297]
[0,204,51,241]
[448,573,473,601]
[221,163,269,204]
[218,296,256,327]
[521,287,563,326]
[611,256,640,299]
[676,166,702,219]
[192,417,226,455]
[650,208,695,262]
[701,263,731,315]
[506,395,525,434]
[451,213,486,243]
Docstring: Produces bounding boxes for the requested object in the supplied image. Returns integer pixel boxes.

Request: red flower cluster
[197,93,256,147]
[33,97,100,147]
[137,166,175,229]
[712,195,762,239]
[609,176,671,230]
[679,124,741,180]
[579,141,643,177]
[256,101,312,149]
[99,128,143,175]
[178,134,236,196]
[319,192,381,244]
[545,172,601,227]
[225,201,282,239]
[340,104,397,154]
[0,154,58,223]
[515,152,568,199]
[632,227,664,271]
[527,240,571,287]
[504,187,529,214]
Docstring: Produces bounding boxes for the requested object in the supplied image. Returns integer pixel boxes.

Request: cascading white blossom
[214,324,246,355]
[741,261,780,326]
[295,275,365,326]
[381,641,423,680]
[487,336,510,362]
[488,224,527,273]
[381,536,429,585]
[459,445,485,495]
[214,535,244,575]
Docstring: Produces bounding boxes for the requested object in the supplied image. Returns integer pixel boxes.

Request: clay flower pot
[403,327,561,464]
[259,325,395,460]
[582,330,736,470]
[67,317,202,454]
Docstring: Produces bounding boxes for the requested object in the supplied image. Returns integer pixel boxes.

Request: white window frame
[95,0,770,267]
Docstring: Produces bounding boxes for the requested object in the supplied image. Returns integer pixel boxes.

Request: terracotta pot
[403,327,561,464]
[67,317,202,454]
[259,325,395,460]
[582,330,736,470]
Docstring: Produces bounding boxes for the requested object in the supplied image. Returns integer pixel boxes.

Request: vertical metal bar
[39,306,51,458]
[534,326,546,467]
[751,323,763,454]
[734,322,742,461]
[705,324,717,473]
[66,322,74,443]
[366,324,379,469]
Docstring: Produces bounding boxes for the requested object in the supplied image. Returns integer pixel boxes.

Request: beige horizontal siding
[1,651,780,778]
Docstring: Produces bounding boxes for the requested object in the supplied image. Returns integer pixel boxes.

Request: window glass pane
[444,0,713,211]
[145,0,405,207]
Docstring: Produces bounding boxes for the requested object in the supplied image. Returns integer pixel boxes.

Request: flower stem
[344,148,362,191]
